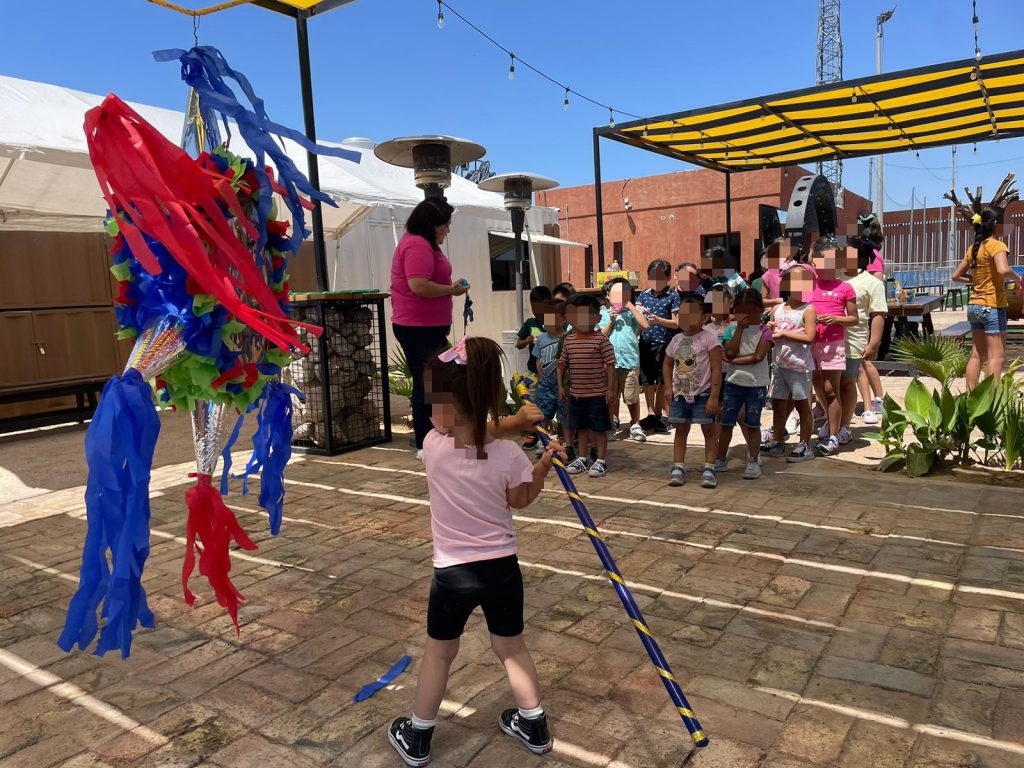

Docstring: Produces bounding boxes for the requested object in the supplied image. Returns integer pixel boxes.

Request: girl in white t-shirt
[389,336,564,767]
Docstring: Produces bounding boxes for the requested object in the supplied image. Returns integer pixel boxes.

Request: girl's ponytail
[970,208,999,269]
[463,337,504,455]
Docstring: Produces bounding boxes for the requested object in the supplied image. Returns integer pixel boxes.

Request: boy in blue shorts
[531,299,568,454]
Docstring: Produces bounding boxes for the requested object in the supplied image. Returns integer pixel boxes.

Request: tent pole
[593,129,605,279]
[512,208,526,328]
[725,171,733,267]
[296,13,329,293]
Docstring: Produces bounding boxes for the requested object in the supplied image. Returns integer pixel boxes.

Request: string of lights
[434,0,642,125]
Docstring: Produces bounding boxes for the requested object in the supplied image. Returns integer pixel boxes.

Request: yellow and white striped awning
[602,50,1024,172]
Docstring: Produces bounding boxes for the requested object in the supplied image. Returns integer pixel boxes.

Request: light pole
[876,7,896,223]
[479,173,560,327]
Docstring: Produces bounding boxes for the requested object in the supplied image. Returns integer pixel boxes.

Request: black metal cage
[287,293,392,455]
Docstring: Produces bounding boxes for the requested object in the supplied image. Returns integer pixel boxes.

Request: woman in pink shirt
[390,197,470,457]
[388,337,564,766]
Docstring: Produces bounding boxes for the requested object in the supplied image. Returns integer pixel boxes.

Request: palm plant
[388,347,413,400]
[891,336,969,383]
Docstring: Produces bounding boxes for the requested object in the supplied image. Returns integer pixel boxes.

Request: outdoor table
[879,295,943,360]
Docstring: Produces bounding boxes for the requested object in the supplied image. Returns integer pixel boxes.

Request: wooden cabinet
[0,231,111,310]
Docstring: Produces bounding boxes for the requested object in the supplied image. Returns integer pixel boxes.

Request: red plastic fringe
[183,474,258,632]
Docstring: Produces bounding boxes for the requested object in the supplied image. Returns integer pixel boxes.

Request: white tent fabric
[0,75,508,233]
[489,229,589,249]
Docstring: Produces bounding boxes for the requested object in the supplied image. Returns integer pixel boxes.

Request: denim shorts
[533,379,565,423]
[568,395,611,432]
[843,356,863,380]
[770,369,812,401]
[720,382,767,428]
[967,304,1009,334]
[669,392,713,425]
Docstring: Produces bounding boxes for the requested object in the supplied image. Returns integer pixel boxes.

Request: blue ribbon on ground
[354,655,411,703]
[235,380,302,535]
[153,45,360,256]
[58,370,160,658]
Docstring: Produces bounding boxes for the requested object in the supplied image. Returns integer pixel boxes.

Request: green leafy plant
[388,347,413,400]
[891,336,969,383]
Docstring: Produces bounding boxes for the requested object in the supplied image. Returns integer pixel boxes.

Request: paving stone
[683,735,764,768]
[758,576,814,608]
[928,680,1000,735]
[774,703,854,765]
[815,656,935,697]
[836,720,916,768]
[208,733,320,768]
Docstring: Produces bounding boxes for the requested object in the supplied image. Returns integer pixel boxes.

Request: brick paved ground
[2,409,1024,768]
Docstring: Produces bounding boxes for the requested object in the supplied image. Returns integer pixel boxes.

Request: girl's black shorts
[427,555,524,641]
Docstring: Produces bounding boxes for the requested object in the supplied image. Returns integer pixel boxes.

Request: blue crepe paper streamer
[354,655,411,702]
[233,381,302,535]
[153,45,360,257]
[58,370,159,658]
[218,409,247,496]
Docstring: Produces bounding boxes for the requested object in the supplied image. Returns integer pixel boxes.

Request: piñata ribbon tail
[183,474,258,632]
[218,410,246,495]
[58,369,159,659]
[353,655,411,702]
[237,381,302,535]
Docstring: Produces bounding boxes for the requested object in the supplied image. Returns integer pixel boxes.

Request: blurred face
[545,311,566,333]
[424,378,458,432]
[608,282,631,310]
[553,289,571,301]
[813,247,840,278]
[568,305,599,331]
[530,302,546,320]
[648,269,670,292]
[434,221,450,245]
[783,269,815,302]
[761,247,782,271]
[677,301,707,332]
[735,301,762,325]
[675,266,700,292]
[843,244,862,277]
[709,291,732,320]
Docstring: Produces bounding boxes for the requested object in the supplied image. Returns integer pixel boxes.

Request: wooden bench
[937,321,973,340]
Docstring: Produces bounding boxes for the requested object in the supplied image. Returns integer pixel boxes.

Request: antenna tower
[817,0,844,207]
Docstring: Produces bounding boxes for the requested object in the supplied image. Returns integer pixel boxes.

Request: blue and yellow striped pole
[514,374,708,748]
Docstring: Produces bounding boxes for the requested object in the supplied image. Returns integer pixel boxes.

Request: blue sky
[4,0,1024,210]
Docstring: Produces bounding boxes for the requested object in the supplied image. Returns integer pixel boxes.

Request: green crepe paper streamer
[220,318,247,353]
[116,328,138,341]
[192,293,217,317]
[270,273,289,292]
[265,348,293,367]
[105,217,120,237]
[110,261,133,281]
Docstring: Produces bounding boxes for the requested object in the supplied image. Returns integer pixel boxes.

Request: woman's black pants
[392,324,451,449]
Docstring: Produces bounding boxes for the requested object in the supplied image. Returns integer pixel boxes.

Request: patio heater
[478,172,559,326]
[374,135,486,199]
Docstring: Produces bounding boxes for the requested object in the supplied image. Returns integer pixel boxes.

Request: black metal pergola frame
[590,49,1024,271]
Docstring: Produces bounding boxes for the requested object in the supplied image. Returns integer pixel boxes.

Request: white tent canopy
[0,75,509,234]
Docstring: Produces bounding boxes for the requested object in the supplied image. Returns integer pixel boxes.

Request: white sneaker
[743,460,763,480]
[838,426,853,445]
[818,421,830,440]
[607,429,619,442]
[588,459,609,477]
[714,458,730,472]
[629,423,647,442]
[872,397,884,415]
[785,412,800,435]
[787,441,814,463]
[862,410,879,425]
[415,449,424,462]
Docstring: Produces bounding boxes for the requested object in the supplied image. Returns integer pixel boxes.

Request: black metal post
[295,14,334,452]
[724,171,733,265]
[593,129,606,278]
[511,207,526,327]
[295,14,329,294]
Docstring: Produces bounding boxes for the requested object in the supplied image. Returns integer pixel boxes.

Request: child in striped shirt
[558,293,616,477]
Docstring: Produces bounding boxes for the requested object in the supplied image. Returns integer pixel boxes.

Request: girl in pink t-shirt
[389,337,564,766]
[809,239,858,457]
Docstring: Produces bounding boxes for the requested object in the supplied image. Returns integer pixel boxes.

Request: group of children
[515,230,889,488]
[388,231,889,767]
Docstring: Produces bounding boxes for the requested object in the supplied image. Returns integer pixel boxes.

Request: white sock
[518,705,544,720]
[411,715,436,730]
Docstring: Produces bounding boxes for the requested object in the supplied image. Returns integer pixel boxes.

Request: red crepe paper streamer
[85,94,321,353]
[183,474,258,631]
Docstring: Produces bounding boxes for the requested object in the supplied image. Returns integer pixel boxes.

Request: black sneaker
[499,709,552,754]
[523,434,539,451]
[388,717,433,767]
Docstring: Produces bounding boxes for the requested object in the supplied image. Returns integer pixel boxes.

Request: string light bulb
[437,0,444,29]
[642,123,649,138]
[609,109,615,128]
[508,53,516,80]
[851,91,858,103]
[563,88,570,111]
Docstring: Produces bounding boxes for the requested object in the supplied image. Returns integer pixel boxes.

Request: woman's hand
[452,279,470,296]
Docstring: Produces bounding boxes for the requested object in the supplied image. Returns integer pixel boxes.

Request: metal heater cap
[478,172,559,211]
[374,136,486,193]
